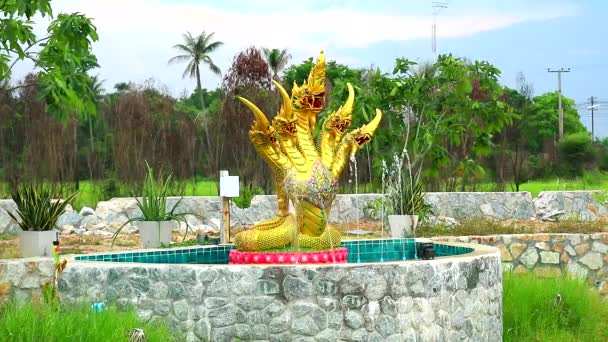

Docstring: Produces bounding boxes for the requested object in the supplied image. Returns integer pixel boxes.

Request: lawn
[503,272,608,341]
[75,179,218,210]
[0,302,178,341]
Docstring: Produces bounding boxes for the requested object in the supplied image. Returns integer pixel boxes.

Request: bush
[503,272,608,341]
[0,302,177,341]
[559,132,596,176]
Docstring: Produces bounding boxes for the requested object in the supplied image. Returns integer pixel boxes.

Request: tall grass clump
[503,272,608,341]
[0,302,178,341]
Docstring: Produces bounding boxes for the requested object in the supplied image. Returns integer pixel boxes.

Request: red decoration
[229,248,348,265]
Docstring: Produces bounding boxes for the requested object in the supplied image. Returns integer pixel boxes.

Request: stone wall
[533,191,608,221]
[424,192,535,220]
[1,246,502,341]
[432,232,608,296]
[1,191,606,235]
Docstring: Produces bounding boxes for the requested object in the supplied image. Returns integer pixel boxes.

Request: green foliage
[1,1,99,120]
[559,132,596,176]
[503,273,608,341]
[233,183,264,209]
[592,191,608,205]
[283,58,361,93]
[526,92,587,153]
[8,185,76,231]
[137,163,174,221]
[0,302,177,341]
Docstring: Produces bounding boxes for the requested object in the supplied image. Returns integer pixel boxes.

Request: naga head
[292,51,326,114]
[324,83,354,136]
[237,96,278,146]
[271,80,298,137]
[348,108,383,153]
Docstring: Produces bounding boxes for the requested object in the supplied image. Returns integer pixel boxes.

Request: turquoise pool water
[74,239,473,264]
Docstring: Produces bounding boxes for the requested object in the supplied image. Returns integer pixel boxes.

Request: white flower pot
[19,230,58,257]
[388,215,419,238]
[137,221,175,248]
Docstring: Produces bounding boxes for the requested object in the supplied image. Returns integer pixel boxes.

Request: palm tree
[263,48,291,80]
[86,75,105,181]
[169,31,223,111]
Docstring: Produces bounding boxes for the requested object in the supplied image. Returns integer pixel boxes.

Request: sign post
[219,171,239,244]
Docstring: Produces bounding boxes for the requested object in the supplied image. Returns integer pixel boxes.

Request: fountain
[68,52,503,341]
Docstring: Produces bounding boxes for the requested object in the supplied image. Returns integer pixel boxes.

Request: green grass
[518,177,608,197]
[503,272,608,341]
[73,179,217,211]
[0,302,178,341]
[0,234,16,240]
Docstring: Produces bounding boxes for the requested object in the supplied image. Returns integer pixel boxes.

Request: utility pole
[587,96,601,141]
[547,67,571,140]
[590,96,595,141]
[432,1,448,54]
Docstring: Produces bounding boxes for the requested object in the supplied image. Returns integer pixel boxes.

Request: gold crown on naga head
[291,51,326,113]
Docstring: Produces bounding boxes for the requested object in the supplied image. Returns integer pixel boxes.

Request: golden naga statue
[234,51,382,252]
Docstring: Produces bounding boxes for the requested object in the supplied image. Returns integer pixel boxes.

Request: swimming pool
[74,238,473,264]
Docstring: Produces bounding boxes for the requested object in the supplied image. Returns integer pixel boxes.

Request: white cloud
[11,0,576,94]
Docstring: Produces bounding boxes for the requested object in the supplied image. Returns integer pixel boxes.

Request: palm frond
[171,43,194,55]
[182,60,197,79]
[203,57,221,76]
[168,54,193,65]
[203,41,224,53]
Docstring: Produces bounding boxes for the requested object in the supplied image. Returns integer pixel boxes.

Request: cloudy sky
[12,0,608,137]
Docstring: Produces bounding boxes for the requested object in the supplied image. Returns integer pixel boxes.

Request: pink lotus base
[229,248,348,264]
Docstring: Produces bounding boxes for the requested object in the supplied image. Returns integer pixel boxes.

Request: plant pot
[136,221,175,248]
[388,215,419,238]
[19,230,58,257]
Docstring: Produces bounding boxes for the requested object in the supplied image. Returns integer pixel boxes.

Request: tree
[1,1,100,190]
[218,47,274,189]
[86,75,105,181]
[262,48,291,80]
[168,31,223,112]
[389,55,514,191]
[526,92,586,154]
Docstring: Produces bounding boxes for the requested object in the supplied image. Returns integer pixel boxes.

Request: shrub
[559,132,596,176]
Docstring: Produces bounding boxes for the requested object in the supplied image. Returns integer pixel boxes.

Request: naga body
[234,52,382,252]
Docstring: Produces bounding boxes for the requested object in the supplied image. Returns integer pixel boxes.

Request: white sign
[220,176,239,197]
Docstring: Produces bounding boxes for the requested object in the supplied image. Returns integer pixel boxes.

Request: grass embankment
[503,272,608,341]
[0,302,177,341]
[471,172,608,197]
[417,218,608,237]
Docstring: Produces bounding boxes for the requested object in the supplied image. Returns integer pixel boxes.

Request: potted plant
[8,185,77,257]
[112,163,196,249]
[385,173,426,238]
[383,154,428,238]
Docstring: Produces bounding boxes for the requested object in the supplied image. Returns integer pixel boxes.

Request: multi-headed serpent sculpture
[234,51,382,252]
